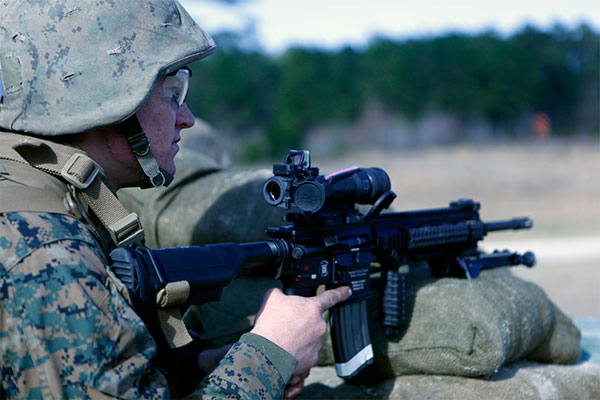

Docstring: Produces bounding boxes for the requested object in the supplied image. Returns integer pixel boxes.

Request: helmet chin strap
[122,115,174,189]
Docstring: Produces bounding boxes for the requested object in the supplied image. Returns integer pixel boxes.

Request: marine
[0,1,349,398]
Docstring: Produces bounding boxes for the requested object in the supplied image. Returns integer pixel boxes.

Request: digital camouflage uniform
[0,209,295,398]
[0,211,165,398]
[0,198,295,398]
[0,0,295,398]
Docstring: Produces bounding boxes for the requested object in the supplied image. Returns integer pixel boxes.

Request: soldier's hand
[250,286,351,375]
[285,370,310,399]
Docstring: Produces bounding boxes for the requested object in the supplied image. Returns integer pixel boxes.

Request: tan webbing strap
[156,281,194,348]
[60,152,99,189]
[0,135,144,247]
[78,175,144,247]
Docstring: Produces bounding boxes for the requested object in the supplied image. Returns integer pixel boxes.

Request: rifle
[109,149,535,379]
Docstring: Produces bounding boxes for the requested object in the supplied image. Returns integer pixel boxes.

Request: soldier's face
[135,74,195,176]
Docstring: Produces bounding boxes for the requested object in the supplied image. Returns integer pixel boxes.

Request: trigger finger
[316,286,352,311]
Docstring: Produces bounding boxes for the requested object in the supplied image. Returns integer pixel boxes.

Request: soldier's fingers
[290,369,310,385]
[285,370,310,399]
[314,286,351,311]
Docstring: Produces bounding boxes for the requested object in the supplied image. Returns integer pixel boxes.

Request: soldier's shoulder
[0,212,98,272]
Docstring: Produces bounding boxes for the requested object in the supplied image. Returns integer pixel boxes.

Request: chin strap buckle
[127,131,172,188]
[128,132,151,157]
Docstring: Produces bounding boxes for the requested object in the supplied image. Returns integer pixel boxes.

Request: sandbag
[298,361,600,399]
[183,266,581,381]
[118,155,285,250]
[327,266,581,382]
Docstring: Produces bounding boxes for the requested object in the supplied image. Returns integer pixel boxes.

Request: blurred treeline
[187,23,599,161]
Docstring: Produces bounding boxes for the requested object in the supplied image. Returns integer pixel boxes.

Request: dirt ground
[305,138,600,318]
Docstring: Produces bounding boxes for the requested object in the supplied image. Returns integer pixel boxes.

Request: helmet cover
[0,0,215,136]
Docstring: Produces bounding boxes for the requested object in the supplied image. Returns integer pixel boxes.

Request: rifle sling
[0,132,143,248]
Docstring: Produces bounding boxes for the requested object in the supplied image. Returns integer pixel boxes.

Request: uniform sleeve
[191,333,297,400]
[0,213,168,399]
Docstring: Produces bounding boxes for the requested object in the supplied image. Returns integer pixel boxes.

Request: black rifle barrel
[485,217,533,232]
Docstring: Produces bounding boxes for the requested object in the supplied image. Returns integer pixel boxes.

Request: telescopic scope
[263,150,391,213]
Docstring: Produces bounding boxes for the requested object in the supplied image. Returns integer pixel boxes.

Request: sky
[180,0,600,53]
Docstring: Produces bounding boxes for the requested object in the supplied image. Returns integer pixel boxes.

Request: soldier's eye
[162,69,190,107]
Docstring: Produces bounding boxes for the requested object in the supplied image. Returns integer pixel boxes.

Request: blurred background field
[179,1,599,319]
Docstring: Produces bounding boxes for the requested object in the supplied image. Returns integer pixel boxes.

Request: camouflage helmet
[0,0,215,136]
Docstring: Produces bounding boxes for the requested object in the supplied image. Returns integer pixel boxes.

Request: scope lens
[294,181,326,212]
[264,179,283,205]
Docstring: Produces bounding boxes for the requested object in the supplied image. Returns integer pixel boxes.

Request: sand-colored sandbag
[183,266,581,382]
[298,361,600,399]
[118,156,285,249]
[525,302,583,364]
[317,266,581,382]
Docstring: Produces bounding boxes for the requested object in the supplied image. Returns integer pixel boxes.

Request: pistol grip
[329,298,374,378]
